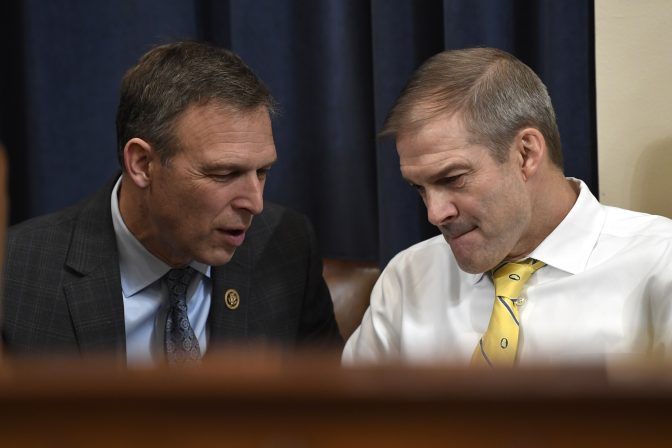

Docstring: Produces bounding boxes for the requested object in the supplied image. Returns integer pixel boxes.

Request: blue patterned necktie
[164,267,201,365]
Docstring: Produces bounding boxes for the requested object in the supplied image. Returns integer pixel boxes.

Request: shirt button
[515,296,527,306]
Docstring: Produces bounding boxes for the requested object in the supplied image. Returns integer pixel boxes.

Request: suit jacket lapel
[208,239,253,347]
[63,177,126,358]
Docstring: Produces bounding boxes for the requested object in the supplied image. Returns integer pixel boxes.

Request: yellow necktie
[471,258,545,367]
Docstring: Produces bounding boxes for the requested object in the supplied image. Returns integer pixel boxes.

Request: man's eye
[409,183,425,195]
[212,173,234,182]
[257,168,270,180]
[443,174,466,187]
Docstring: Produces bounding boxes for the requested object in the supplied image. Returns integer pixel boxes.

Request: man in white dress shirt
[343,47,672,366]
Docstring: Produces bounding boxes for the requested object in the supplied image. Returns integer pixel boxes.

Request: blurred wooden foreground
[1,349,672,447]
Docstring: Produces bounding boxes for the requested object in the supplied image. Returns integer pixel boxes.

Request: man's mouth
[441,224,476,242]
[218,227,248,247]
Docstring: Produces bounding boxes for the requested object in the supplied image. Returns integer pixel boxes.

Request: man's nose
[233,172,265,215]
[425,190,458,226]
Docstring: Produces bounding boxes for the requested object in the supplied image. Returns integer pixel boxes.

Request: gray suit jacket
[2,177,342,360]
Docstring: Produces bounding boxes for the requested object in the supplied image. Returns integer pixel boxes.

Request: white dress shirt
[111,177,211,366]
[343,179,672,366]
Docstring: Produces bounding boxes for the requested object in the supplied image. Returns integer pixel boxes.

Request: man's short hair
[381,47,563,168]
[116,41,276,167]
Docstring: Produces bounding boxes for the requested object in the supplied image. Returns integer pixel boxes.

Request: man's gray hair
[381,47,563,168]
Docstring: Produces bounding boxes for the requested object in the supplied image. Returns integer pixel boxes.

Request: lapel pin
[224,289,240,310]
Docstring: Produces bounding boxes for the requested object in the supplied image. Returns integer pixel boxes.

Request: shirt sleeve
[342,259,403,364]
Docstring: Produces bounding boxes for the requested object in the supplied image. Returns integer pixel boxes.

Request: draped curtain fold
[0,0,595,267]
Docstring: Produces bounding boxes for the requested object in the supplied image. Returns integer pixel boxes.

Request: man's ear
[515,128,546,181]
[123,138,155,188]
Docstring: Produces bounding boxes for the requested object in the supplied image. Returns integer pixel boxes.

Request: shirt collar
[110,176,211,297]
[466,271,487,285]
[528,178,605,275]
[467,178,603,284]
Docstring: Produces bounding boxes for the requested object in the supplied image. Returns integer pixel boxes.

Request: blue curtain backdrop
[0,0,596,267]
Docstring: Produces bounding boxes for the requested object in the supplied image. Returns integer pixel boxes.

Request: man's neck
[530,173,579,249]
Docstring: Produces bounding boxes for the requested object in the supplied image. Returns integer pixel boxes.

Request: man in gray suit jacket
[2,41,342,365]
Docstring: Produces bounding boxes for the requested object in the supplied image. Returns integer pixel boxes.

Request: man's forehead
[178,102,271,129]
[396,113,471,163]
[176,105,273,143]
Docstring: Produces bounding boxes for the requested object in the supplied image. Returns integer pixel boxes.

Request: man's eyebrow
[427,163,470,181]
[200,163,241,172]
[400,175,416,185]
[201,159,277,172]
[403,162,470,184]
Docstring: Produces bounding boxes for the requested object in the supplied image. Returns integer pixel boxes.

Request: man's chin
[454,253,505,274]
[198,249,236,267]
[449,244,498,274]
[443,230,496,273]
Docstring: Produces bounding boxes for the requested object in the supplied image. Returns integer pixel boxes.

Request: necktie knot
[492,258,546,299]
[165,267,196,300]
